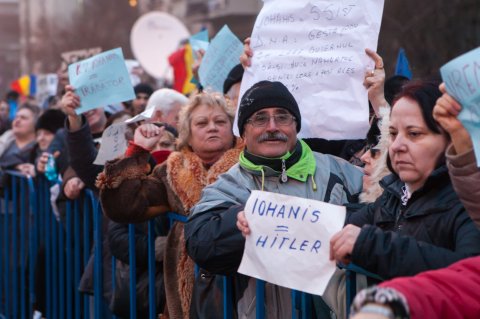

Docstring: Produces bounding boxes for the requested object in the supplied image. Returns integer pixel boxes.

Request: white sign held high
[238,190,346,296]
[235,0,385,140]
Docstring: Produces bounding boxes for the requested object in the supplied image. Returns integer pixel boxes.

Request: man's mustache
[257,132,288,143]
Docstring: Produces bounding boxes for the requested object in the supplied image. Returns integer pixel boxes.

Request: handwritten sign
[198,25,244,93]
[93,123,129,165]
[68,48,135,114]
[238,190,346,295]
[35,73,58,108]
[440,47,480,166]
[234,0,385,139]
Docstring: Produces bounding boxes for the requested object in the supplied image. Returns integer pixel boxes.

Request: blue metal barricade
[0,171,36,319]
[0,172,110,319]
[0,171,376,319]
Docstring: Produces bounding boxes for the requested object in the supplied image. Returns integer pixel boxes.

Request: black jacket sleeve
[351,208,480,279]
[66,116,102,190]
[185,204,245,276]
[346,201,377,227]
[108,221,149,269]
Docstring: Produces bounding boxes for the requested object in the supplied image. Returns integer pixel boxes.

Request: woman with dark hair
[330,80,480,281]
[349,82,480,319]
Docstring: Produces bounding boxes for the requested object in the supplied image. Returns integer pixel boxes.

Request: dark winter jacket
[347,165,480,280]
[65,116,103,190]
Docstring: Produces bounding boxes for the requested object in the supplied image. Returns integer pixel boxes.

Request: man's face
[12,108,36,137]
[242,107,297,158]
[163,103,182,128]
[132,93,150,115]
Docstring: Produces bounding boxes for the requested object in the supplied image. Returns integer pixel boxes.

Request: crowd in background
[0,27,479,319]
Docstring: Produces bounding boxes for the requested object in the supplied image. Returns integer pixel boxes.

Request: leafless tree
[379,0,480,77]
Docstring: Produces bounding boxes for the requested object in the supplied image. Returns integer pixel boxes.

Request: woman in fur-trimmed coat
[97,92,243,319]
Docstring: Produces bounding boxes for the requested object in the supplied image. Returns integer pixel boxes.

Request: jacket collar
[239,139,316,183]
[380,165,450,197]
[379,165,454,217]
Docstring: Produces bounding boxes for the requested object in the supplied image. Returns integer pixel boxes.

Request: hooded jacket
[185,140,363,318]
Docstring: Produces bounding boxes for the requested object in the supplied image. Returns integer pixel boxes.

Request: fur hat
[237,81,301,136]
[223,64,244,94]
[35,109,65,134]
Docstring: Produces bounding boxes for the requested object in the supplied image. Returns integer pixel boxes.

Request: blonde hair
[359,106,392,203]
[176,92,235,150]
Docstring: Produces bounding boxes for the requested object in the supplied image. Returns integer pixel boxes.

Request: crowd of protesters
[1,24,479,319]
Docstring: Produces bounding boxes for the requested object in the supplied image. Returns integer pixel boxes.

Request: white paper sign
[35,74,59,107]
[235,0,385,140]
[94,123,129,165]
[238,190,346,296]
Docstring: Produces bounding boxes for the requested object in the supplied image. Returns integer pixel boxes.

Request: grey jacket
[185,151,363,319]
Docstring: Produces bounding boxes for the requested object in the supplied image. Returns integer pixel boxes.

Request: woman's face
[188,104,233,159]
[360,145,381,191]
[388,97,448,191]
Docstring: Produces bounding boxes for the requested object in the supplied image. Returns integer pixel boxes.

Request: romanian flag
[10,74,37,96]
[168,44,196,95]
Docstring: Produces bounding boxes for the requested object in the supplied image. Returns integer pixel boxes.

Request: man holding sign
[185,81,362,318]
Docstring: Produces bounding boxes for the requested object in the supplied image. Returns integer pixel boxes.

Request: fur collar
[166,138,243,214]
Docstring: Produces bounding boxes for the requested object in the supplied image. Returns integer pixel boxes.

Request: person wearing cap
[184,80,363,318]
[34,109,67,179]
[35,109,66,152]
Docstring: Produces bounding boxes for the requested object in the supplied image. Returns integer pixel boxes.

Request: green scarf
[239,139,316,182]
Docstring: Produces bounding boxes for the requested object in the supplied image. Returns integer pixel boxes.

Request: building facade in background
[0,0,261,96]
[2,0,479,97]
[0,0,20,93]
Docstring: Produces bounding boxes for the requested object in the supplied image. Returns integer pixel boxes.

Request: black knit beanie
[237,81,301,136]
[223,64,244,94]
[35,109,66,134]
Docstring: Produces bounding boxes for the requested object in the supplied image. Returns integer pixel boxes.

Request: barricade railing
[0,172,107,319]
[0,171,374,319]
[0,170,37,319]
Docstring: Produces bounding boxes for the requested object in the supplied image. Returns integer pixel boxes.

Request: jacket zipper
[395,185,409,231]
[394,207,405,231]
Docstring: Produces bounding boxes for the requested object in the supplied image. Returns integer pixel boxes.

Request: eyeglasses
[246,113,295,127]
